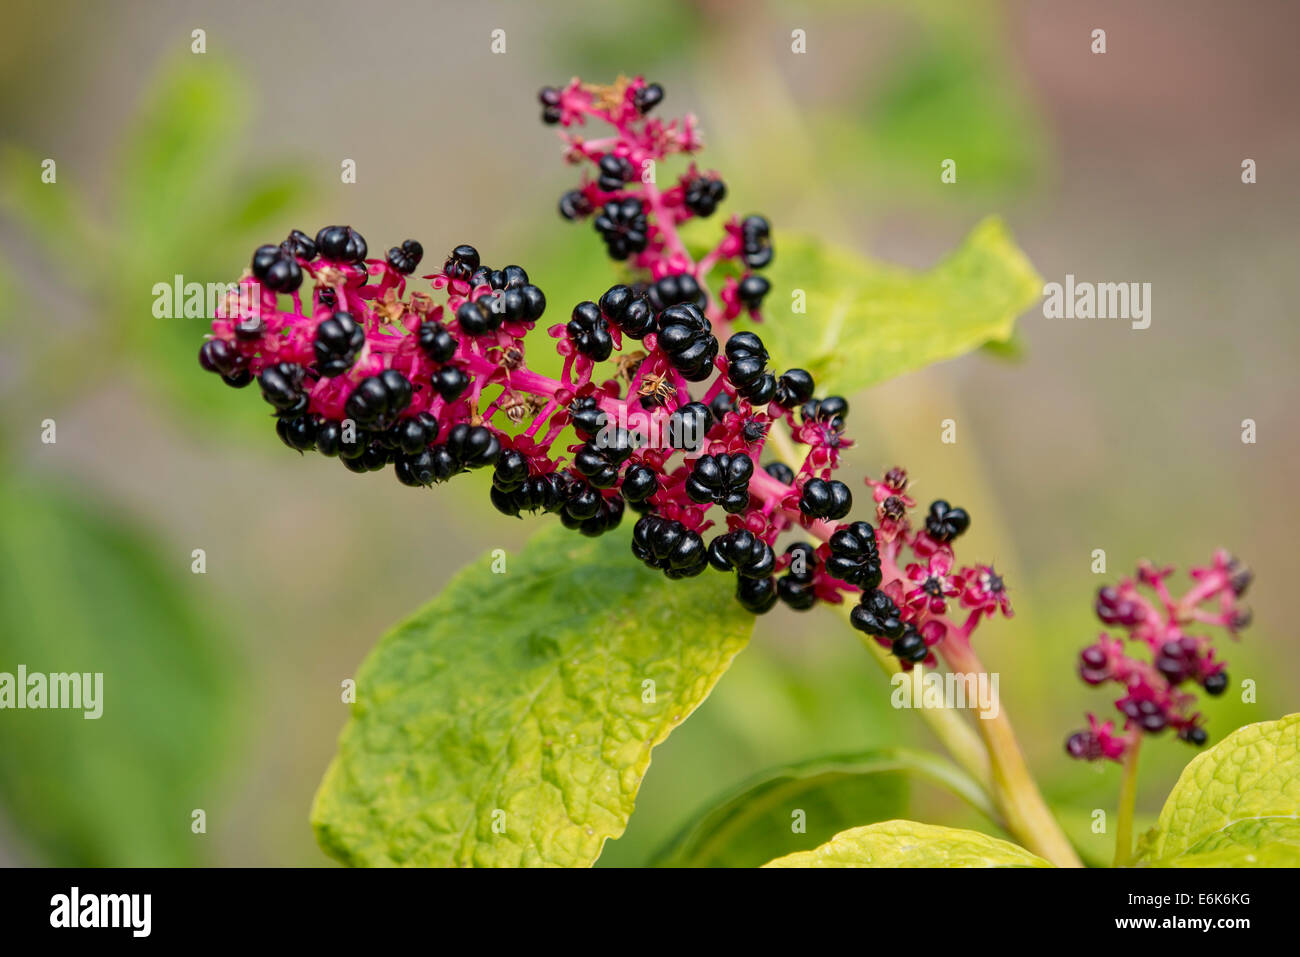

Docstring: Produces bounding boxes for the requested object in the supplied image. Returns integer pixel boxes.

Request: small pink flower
[903,552,958,615]
[957,564,1013,619]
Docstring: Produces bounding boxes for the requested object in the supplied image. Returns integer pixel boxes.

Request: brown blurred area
[1,0,1296,865]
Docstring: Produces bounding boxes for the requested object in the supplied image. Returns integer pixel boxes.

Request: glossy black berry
[665,401,712,451]
[685,452,754,513]
[390,412,439,455]
[567,395,608,438]
[724,332,776,403]
[559,189,593,221]
[315,420,344,456]
[385,239,424,275]
[773,369,814,409]
[634,82,664,115]
[597,153,635,191]
[708,528,775,578]
[573,431,634,489]
[441,423,501,472]
[314,310,366,377]
[456,298,501,336]
[1180,726,1209,747]
[740,215,773,268]
[593,198,648,260]
[737,275,770,310]
[826,521,882,589]
[417,319,458,364]
[631,514,707,579]
[394,449,440,487]
[275,414,318,452]
[648,273,708,312]
[432,366,470,402]
[315,225,368,263]
[598,284,656,339]
[1204,672,1228,696]
[736,574,778,614]
[801,396,849,431]
[892,626,928,664]
[657,303,718,381]
[560,488,625,537]
[251,243,303,293]
[705,395,733,427]
[567,301,614,362]
[684,176,726,217]
[764,461,795,486]
[925,500,970,543]
[620,462,659,503]
[199,338,243,377]
[443,244,480,283]
[258,362,308,414]
[799,478,853,520]
[539,86,563,124]
[284,229,317,260]
[850,589,905,640]
[344,369,412,429]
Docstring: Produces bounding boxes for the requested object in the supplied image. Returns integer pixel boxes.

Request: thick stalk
[1113,737,1142,867]
[942,637,1082,867]
[829,599,994,797]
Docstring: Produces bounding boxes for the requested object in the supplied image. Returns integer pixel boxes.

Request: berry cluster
[1065,552,1252,760]
[197,77,1014,673]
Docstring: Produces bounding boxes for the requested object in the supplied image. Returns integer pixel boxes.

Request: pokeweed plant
[196,76,1296,868]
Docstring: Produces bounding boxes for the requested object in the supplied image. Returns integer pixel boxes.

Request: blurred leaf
[116,56,247,261]
[1136,713,1300,867]
[652,747,997,867]
[811,9,1047,200]
[547,0,699,76]
[2,56,314,434]
[0,145,98,279]
[737,216,1041,394]
[763,819,1051,867]
[0,477,239,865]
[312,523,755,867]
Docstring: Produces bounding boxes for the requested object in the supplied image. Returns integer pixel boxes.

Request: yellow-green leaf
[737,216,1042,395]
[762,820,1052,868]
[312,523,755,867]
[1139,713,1300,867]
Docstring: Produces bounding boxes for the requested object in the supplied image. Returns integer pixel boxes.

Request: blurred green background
[1,0,1296,866]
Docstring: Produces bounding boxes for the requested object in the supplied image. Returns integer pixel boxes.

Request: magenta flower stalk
[198,75,1086,866]
[1067,551,1252,761]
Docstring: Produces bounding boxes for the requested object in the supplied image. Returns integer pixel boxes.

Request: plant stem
[829,600,994,797]
[1113,737,1142,867]
[941,637,1082,867]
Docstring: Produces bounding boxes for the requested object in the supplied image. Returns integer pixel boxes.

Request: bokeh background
[1,0,1296,866]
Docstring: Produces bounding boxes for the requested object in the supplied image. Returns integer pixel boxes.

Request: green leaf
[652,747,994,867]
[0,477,239,865]
[0,145,99,280]
[737,216,1042,395]
[311,523,756,867]
[1138,713,1300,868]
[762,820,1052,868]
[116,55,247,260]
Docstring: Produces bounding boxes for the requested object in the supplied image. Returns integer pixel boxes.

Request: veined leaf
[0,478,239,865]
[763,819,1051,868]
[736,216,1042,395]
[652,747,994,867]
[1137,713,1300,868]
[312,523,755,867]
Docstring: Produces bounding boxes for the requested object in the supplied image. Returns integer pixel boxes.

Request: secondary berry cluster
[197,76,1014,672]
[1065,552,1252,759]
